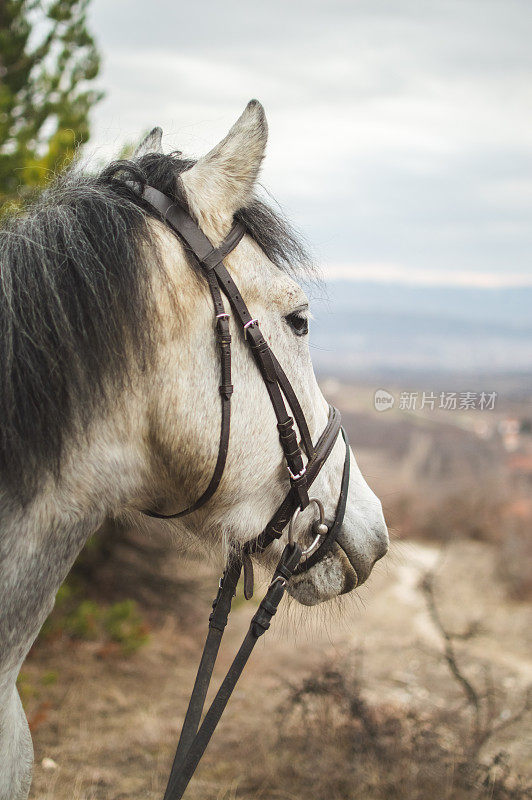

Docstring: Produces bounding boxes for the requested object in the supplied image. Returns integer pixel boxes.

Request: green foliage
[41,670,59,686]
[67,599,101,638]
[103,600,149,655]
[16,671,37,705]
[0,0,103,205]
[41,585,149,656]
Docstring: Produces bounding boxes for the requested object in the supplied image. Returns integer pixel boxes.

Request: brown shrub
[238,668,531,800]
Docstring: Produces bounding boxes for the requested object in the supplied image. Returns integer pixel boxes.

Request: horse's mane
[0,152,311,502]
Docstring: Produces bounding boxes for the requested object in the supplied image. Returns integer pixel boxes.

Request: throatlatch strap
[143,272,232,519]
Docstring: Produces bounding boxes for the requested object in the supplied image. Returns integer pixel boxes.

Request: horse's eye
[285,310,309,336]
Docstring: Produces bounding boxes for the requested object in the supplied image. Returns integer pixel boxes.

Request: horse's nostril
[375,541,389,565]
[341,566,358,594]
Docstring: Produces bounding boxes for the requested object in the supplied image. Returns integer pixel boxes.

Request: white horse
[0,100,388,800]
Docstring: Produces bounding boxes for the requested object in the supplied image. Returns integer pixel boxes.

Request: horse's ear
[134,127,163,158]
[180,100,267,241]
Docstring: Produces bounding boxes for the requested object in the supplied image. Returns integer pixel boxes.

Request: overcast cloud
[87,0,532,285]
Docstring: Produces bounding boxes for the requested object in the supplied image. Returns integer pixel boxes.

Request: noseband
[141,186,351,798]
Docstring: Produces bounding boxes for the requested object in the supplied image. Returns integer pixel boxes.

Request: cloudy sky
[87,0,532,287]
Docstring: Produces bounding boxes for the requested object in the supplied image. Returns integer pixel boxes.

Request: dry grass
[25,536,531,800]
[232,666,532,800]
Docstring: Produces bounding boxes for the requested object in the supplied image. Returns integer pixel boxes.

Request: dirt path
[26,540,531,799]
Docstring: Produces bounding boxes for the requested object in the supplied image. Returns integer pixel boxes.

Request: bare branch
[421,570,532,757]
[421,573,481,721]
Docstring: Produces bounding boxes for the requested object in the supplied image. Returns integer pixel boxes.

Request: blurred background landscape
[2,0,530,798]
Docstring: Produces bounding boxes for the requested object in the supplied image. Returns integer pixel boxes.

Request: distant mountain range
[308,281,532,375]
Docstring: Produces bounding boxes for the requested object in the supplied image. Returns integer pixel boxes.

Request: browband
[143,185,246,268]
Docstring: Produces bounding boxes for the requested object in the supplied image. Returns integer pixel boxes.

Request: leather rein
[140,185,351,799]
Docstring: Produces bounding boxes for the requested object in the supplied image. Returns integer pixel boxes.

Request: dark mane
[0,151,311,502]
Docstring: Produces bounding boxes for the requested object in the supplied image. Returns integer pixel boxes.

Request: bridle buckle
[287,464,306,481]
[243,318,259,338]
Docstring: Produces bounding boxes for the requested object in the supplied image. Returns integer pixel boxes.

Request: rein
[140,185,350,798]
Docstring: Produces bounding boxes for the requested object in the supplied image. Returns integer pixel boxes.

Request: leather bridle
[140,185,351,799]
